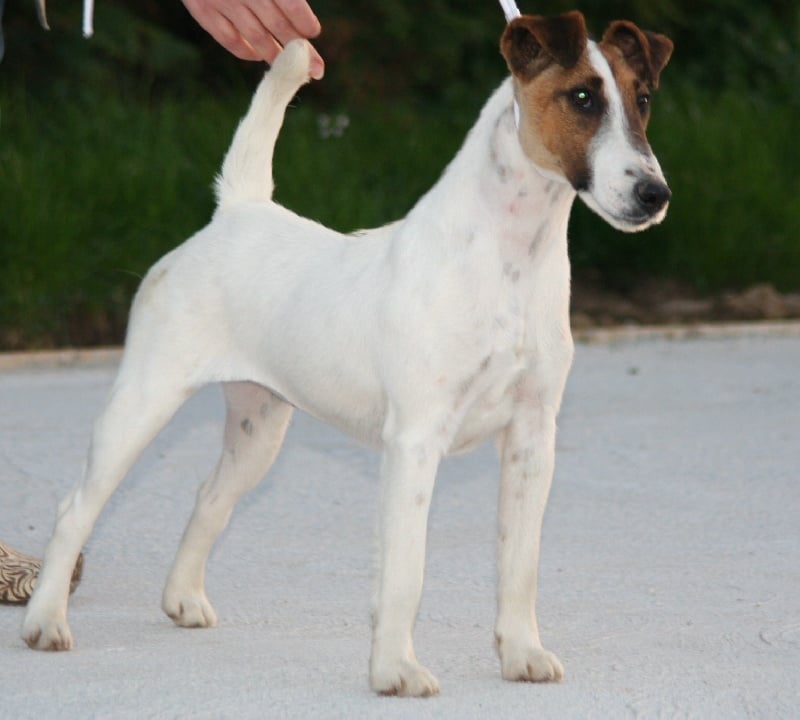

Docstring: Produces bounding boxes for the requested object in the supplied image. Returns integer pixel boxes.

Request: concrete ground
[1,324,798,719]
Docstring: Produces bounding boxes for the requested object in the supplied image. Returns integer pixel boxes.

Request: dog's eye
[637,93,651,112]
[570,88,594,110]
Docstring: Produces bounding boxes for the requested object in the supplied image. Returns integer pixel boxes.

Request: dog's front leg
[369,432,441,697]
[495,403,564,683]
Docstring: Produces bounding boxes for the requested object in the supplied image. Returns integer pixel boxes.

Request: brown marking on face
[597,22,672,152]
[500,12,596,188]
[513,55,605,190]
[598,43,652,150]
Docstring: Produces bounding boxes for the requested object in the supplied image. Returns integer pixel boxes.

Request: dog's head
[500,11,673,232]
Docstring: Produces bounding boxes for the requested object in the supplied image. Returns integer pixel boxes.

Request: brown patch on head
[597,44,651,149]
[500,13,598,189]
[512,55,606,190]
[500,11,587,79]
[601,21,673,90]
[599,23,673,148]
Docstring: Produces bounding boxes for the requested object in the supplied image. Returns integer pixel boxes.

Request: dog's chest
[448,267,566,452]
[451,358,523,452]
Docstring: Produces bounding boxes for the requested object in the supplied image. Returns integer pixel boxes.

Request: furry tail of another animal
[215,40,314,209]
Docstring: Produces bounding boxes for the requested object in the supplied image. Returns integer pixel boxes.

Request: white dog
[22,12,672,697]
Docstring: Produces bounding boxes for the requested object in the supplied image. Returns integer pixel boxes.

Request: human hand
[181,0,324,78]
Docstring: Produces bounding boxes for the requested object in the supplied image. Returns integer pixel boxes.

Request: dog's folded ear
[601,21,674,89]
[501,11,588,80]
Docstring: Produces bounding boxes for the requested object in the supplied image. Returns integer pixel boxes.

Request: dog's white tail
[215,40,313,208]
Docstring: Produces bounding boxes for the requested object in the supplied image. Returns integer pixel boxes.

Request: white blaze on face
[579,42,670,232]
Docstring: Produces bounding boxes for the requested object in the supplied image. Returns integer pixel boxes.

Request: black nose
[635,179,671,214]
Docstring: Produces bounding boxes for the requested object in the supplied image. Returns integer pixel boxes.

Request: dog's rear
[215,40,314,209]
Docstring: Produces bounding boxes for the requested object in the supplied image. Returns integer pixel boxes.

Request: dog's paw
[499,642,564,683]
[370,658,440,697]
[21,609,73,651]
[162,589,217,628]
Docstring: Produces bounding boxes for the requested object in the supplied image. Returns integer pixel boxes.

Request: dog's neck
[404,79,576,256]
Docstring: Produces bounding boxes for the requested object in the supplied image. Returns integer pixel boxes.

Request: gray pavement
[1,326,798,718]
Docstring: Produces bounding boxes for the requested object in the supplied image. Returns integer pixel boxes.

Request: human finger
[180,0,260,60]
[233,2,324,75]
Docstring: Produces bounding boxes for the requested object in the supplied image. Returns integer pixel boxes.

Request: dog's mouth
[578,177,670,233]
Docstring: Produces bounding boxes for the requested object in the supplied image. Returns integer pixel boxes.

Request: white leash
[498,0,521,21]
[83,0,94,38]
[497,0,521,128]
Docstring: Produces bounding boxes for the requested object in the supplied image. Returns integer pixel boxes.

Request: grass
[1,70,798,349]
[0,82,233,347]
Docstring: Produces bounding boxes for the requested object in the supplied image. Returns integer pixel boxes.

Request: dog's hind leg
[21,361,192,650]
[162,381,292,628]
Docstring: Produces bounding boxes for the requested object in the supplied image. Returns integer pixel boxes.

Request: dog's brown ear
[501,11,588,81]
[602,21,673,89]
